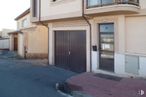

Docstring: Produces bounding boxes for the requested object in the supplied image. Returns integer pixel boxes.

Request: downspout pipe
[82,0,92,72]
[38,0,48,27]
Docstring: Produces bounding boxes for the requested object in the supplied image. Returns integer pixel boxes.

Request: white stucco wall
[126,16,146,55]
[0,39,9,49]
[40,0,82,20]
[18,33,24,57]
[9,35,13,51]
[139,0,146,9]
[139,57,146,77]
[91,15,146,77]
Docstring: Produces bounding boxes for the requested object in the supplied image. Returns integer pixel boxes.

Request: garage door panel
[55,31,69,67]
[69,31,86,72]
[55,31,86,73]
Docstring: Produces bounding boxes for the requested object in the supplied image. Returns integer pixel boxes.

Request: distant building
[9,8,48,59]
[0,29,14,38]
[0,29,14,50]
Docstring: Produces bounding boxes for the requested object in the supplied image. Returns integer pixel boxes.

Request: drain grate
[94,73,122,81]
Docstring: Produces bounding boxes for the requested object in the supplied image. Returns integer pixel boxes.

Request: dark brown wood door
[14,37,18,51]
[55,31,86,73]
[55,31,70,70]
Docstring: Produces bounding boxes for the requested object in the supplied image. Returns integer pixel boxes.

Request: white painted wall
[9,35,14,51]
[91,15,146,77]
[92,51,99,71]
[115,54,146,77]
[0,39,10,49]
[115,53,126,75]
[126,16,146,55]
[40,0,82,20]
[139,57,146,77]
[139,0,146,9]
[18,33,24,57]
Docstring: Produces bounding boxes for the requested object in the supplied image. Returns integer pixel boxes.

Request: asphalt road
[0,59,76,97]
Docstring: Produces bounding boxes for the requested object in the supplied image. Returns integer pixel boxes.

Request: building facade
[0,29,14,38]
[9,9,48,59]
[30,0,146,77]
[0,29,13,50]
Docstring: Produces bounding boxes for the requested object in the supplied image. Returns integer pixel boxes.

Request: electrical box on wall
[125,55,139,75]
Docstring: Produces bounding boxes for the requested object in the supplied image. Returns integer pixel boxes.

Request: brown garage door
[55,31,86,73]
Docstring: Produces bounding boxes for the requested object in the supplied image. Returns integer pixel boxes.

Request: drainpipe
[82,0,92,72]
[38,0,48,27]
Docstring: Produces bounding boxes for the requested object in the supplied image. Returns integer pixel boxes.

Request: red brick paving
[67,73,146,97]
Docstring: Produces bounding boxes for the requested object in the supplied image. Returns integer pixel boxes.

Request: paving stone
[67,73,146,97]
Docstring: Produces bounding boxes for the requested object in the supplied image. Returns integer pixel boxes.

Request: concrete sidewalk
[67,73,146,97]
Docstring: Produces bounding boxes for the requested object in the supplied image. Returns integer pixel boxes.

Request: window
[52,0,57,2]
[87,0,101,7]
[100,24,114,33]
[22,19,28,28]
[99,23,114,54]
[87,0,139,8]
[32,0,38,17]
[51,0,60,3]
[102,0,113,5]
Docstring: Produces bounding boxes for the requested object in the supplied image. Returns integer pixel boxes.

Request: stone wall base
[26,53,48,59]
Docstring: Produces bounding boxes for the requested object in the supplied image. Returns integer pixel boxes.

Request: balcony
[85,0,140,15]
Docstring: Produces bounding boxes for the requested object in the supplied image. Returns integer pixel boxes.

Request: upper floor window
[32,0,38,17]
[87,0,139,8]
[22,19,28,28]
[87,0,101,7]
[51,0,61,3]
[52,0,57,2]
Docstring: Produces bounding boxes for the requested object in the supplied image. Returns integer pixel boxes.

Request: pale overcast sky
[0,0,30,30]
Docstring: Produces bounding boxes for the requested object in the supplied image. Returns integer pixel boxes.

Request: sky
[0,0,30,31]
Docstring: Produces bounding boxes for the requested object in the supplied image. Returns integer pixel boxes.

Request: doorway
[99,23,114,72]
[14,37,18,51]
[55,31,86,73]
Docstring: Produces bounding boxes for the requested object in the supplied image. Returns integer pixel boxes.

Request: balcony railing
[87,0,139,8]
